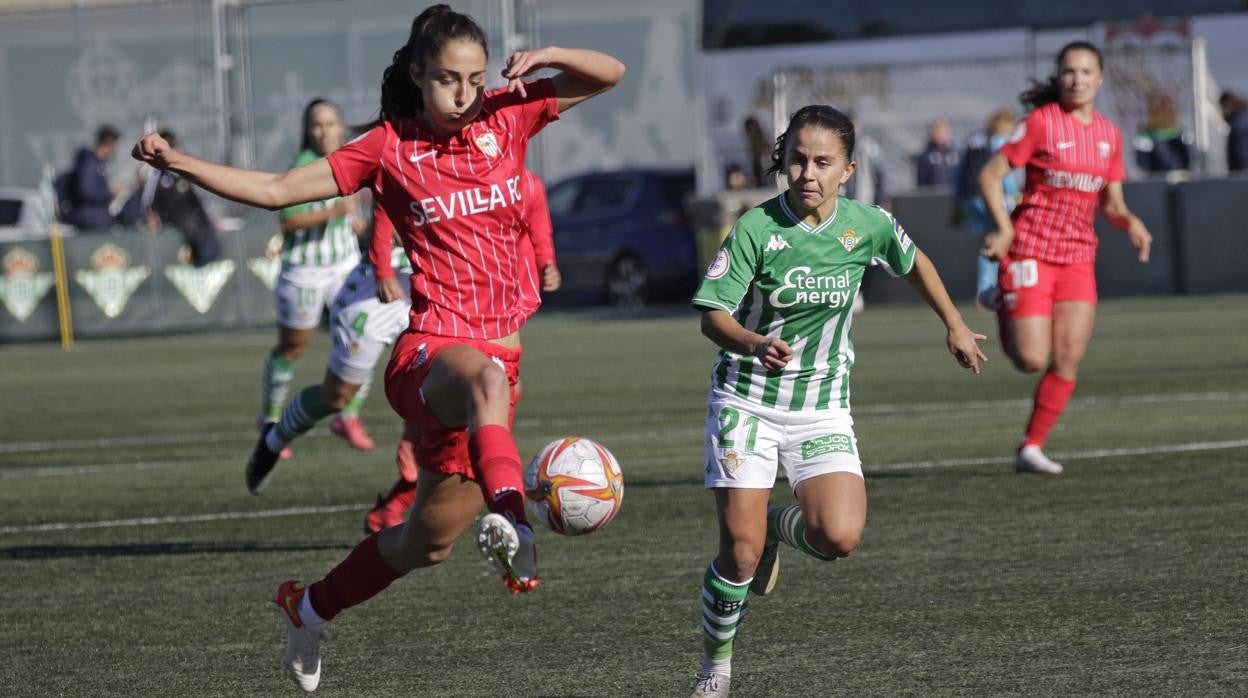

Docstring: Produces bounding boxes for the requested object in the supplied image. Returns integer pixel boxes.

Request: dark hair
[300,98,341,154]
[765,105,855,179]
[1220,91,1247,114]
[378,4,488,123]
[157,129,178,148]
[1020,41,1104,110]
[95,125,120,146]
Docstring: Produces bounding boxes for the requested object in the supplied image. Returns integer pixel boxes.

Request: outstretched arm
[501,46,626,113]
[700,309,793,373]
[133,132,340,211]
[903,250,988,374]
[1100,182,1152,263]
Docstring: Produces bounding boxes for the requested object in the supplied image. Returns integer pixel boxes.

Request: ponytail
[378,4,487,124]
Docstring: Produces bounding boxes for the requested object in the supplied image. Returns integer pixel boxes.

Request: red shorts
[997,255,1097,319]
[383,330,523,480]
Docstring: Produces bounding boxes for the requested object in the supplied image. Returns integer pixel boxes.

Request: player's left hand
[1127,218,1152,263]
[502,47,557,96]
[540,263,562,292]
[947,323,988,375]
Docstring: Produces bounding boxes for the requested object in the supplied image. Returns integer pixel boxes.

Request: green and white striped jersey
[692,193,917,411]
[278,149,361,267]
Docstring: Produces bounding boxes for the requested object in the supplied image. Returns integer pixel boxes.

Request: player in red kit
[365,168,561,534]
[132,4,622,692]
[978,41,1152,475]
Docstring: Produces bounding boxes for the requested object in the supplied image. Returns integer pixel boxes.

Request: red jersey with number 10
[327,79,559,340]
[997,102,1124,265]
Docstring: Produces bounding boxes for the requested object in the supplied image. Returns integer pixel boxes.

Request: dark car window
[658,174,696,210]
[574,177,635,214]
[545,179,581,217]
[0,199,22,226]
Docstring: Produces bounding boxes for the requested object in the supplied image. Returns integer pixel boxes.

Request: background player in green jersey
[688,105,987,697]
[259,98,370,461]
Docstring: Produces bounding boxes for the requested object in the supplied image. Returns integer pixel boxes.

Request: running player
[259,98,371,459]
[132,4,622,692]
[688,105,986,697]
[978,41,1153,475]
[364,169,560,533]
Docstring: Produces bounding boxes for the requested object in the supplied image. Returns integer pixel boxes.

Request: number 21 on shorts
[716,405,759,452]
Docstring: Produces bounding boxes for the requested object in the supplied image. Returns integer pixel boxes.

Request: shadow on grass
[1,541,352,560]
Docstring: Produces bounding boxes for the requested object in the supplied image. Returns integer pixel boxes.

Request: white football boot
[272,580,331,692]
[476,513,539,593]
[691,670,731,697]
[1014,444,1064,475]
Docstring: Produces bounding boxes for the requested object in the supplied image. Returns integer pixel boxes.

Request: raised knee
[1012,354,1047,374]
[473,363,510,404]
[806,528,860,559]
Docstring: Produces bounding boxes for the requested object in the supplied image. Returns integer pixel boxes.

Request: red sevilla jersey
[329,79,559,339]
[998,102,1125,264]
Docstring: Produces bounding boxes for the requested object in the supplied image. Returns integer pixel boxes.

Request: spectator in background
[742,116,770,187]
[1133,92,1192,174]
[915,119,960,187]
[141,130,222,267]
[67,125,121,231]
[953,108,1020,310]
[1220,91,1248,172]
[724,163,751,191]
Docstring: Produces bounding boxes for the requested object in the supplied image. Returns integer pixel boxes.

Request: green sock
[700,562,750,673]
[340,375,371,418]
[261,351,296,421]
[276,386,333,443]
[767,504,839,561]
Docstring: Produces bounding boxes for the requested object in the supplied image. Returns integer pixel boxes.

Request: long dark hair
[300,98,341,154]
[765,105,856,179]
[378,4,488,123]
[1020,40,1104,110]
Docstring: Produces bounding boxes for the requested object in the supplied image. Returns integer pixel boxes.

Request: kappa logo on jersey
[705,249,730,279]
[75,243,150,319]
[801,433,855,459]
[765,235,791,252]
[1097,140,1111,159]
[473,129,501,158]
[0,248,55,322]
[837,230,859,252]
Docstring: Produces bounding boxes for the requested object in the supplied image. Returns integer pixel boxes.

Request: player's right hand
[980,227,1014,261]
[753,336,793,373]
[132,132,175,170]
[376,275,405,303]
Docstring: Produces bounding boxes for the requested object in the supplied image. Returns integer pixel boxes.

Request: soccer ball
[524,437,624,536]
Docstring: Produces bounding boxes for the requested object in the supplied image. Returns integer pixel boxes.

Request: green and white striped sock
[340,375,371,419]
[767,504,839,561]
[700,562,750,675]
[261,351,296,422]
[275,386,332,444]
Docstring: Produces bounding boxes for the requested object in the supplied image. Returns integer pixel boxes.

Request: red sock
[1023,370,1076,448]
[468,424,528,527]
[307,533,403,621]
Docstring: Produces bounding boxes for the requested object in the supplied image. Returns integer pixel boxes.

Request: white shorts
[703,390,863,490]
[274,256,360,330]
[326,264,412,385]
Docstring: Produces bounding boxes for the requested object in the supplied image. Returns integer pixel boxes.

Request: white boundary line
[2,438,1244,536]
[2,391,1245,456]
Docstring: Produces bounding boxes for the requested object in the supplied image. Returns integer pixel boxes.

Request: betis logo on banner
[165,247,236,314]
[248,234,283,290]
[0,248,55,322]
[75,243,150,318]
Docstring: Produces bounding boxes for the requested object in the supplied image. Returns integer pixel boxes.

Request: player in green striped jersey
[259,99,368,456]
[688,106,987,697]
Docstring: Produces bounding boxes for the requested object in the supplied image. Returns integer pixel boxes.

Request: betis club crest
[0,248,55,322]
[165,246,236,314]
[75,243,150,318]
[248,234,283,290]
